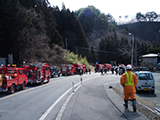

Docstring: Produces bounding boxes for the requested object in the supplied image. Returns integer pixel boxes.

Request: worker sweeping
[120,65,138,112]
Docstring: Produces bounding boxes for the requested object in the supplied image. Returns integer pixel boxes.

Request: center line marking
[39,76,97,120]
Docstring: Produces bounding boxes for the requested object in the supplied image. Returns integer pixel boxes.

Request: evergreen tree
[0,0,32,65]
[98,38,106,63]
[19,0,38,8]
[156,41,160,47]
[54,8,90,58]
[74,6,113,33]
[41,6,63,48]
[89,46,96,64]
[152,40,156,47]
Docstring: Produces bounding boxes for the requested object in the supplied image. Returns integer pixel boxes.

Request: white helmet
[126,65,132,70]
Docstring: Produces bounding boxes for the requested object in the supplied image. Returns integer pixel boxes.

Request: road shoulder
[103,83,148,120]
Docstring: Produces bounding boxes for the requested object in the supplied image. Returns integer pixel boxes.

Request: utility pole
[65,38,67,58]
[129,33,134,66]
[135,39,137,66]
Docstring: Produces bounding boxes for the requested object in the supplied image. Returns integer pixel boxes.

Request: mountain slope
[118,22,160,43]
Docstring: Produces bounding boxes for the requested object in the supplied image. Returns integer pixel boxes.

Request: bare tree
[118,44,131,58]
[146,12,158,21]
[125,15,128,20]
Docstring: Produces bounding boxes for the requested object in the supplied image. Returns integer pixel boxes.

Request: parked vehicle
[104,64,112,71]
[133,66,149,72]
[50,66,60,78]
[95,64,104,72]
[134,71,155,93]
[61,64,76,76]
[118,66,126,75]
[156,63,160,70]
[73,64,83,75]
[83,65,87,74]
[0,64,28,93]
[23,62,50,85]
[118,64,126,75]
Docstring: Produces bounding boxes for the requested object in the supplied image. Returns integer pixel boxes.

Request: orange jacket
[120,71,138,93]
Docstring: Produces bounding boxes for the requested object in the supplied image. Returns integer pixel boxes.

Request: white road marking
[39,76,96,120]
[39,87,72,120]
[55,84,82,120]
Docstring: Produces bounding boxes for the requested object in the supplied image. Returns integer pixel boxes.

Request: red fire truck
[104,64,112,71]
[73,64,83,74]
[95,64,104,72]
[83,65,87,73]
[61,64,76,76]
[23,62,50,85]
[0,65,28,94]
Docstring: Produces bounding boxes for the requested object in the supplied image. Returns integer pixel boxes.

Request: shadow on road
[0,83,41,98]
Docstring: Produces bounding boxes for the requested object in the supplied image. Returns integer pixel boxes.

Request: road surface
[0,72,148,120]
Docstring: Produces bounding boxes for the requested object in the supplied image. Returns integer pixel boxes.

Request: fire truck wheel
[47,77,50,83]
[9,84,15,94]
[40,79,44,85]
[21,82,26,90]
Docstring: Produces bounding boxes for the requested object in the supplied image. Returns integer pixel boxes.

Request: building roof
[142,53,158,58]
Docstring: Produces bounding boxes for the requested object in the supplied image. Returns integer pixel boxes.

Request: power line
[64,38,119,54]
[81,47,119,54]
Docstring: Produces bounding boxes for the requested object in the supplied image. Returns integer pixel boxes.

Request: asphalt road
[0,72,148,120]
[113,72,160,110]
[61,75,128,120]
[0,75,82,120]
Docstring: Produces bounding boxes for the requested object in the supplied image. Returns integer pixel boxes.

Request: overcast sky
[49,0,160,22]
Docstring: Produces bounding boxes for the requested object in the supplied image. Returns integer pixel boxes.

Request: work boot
[123,100,128,108]
[132,99,136,112]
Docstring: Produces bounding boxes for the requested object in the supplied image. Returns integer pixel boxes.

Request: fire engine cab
[23,62,50,85]
[0,64,28,94]
[61,64,76,76]
[73,64,83,75]
[83,65,87,74]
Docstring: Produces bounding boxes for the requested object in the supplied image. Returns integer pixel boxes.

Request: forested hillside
[1,1,160,66]
[74,6,160,65]
[74,6,117,48]
[0,0,89,66]
[118,22,160,43]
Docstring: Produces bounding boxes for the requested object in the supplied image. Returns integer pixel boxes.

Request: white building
[142,53,159,68]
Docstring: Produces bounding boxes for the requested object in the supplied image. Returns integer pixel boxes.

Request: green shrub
[65,52,90,68]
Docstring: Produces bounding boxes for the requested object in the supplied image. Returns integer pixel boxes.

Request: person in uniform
[120,65,138,112]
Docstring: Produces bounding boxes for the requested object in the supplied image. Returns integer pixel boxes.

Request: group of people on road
[100,66,109,75]
[112,66,126,75]
[98,64,138,112]
[99,66,126,75]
